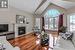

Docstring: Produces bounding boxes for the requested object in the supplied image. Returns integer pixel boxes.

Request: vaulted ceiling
[9,0,75,14]
[63,0,75,2]
[9,0,43,13]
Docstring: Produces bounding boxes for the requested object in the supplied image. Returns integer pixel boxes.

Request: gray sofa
[72,32,75,47]
[53,32,75,50]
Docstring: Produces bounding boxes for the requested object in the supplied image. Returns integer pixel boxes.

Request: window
[70,15,75,31]
[0,0,8,8]
[35,18,40,29]
[44,9,60,30]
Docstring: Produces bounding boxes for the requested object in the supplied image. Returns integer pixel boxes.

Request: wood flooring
[8,32,58,50]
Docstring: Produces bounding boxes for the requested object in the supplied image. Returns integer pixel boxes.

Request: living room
[0,0,75,50]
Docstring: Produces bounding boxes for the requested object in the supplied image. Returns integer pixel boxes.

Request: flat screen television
[0,24,8,32]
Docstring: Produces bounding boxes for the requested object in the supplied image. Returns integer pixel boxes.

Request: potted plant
[41,31,49,46]
[59,26,67,33]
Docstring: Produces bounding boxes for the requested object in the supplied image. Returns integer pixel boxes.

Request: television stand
[0,32,15,40]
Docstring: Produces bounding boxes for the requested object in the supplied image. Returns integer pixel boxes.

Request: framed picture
[26,18,29,24]
[0,0,8,8]
[16,15,25,24]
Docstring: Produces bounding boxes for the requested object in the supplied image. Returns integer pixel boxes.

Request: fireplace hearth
[18,27,26,35]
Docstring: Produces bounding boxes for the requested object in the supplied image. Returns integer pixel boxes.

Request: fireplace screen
[18,27,26,35]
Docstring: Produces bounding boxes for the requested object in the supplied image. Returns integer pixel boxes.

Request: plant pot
[41,38,49,47]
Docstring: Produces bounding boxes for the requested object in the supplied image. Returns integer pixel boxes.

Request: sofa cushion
[53,36,75,50]
[59,38,74,49]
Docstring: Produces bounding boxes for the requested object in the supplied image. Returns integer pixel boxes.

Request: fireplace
[15,24,26,37]
[18,27,26,35]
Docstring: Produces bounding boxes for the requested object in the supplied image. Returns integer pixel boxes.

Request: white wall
[0,6,34,33]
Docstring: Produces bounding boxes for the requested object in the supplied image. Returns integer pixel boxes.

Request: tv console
[0,32,15,40]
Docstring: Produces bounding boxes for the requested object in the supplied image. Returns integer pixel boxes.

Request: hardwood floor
[8,32,58,50]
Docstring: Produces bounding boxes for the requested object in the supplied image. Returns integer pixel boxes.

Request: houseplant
[41,31,49,46]
[59,26,67,33]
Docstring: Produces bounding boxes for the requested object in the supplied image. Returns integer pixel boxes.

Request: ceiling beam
[34,0,50,15]
[34,0,47,13]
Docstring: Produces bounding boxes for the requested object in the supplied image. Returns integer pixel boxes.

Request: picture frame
[16,15,25,24]
[0,0,8,8]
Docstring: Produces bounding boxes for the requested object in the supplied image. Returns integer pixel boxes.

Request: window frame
[44,17,59,30]
[44,9,60,31]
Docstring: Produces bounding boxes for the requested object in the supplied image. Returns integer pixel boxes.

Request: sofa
[72,32,75,47]
[0,36,20,50]
[53,32,75,50]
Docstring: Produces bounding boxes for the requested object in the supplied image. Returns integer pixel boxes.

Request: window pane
[47,9,60,17]
[45,25,48,29]
[49,18,54,29]
[44,9,60,30]
[44,17,58,30]
[49,24,53,29]
[45,17,48,29]
[70,15,75,31]
[54,17,58,30]
[35,18,40,29]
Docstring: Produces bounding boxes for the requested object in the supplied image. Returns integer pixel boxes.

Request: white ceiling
[9,0,43,14]
[63,0,75,2]
[49,0,75,9]
[9,0,75,14]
